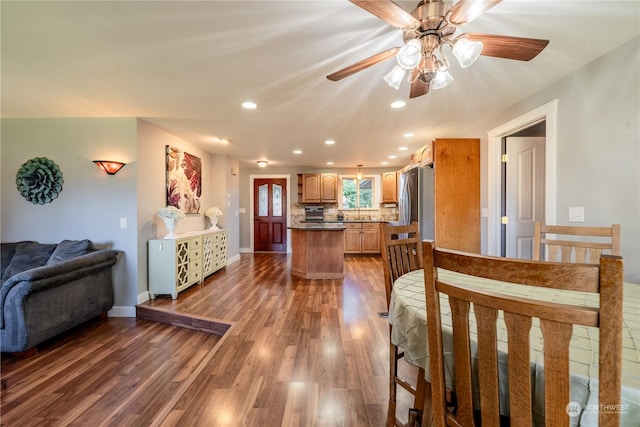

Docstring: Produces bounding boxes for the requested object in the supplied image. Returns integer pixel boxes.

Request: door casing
[250,174,291,253]
[487,100,558,256]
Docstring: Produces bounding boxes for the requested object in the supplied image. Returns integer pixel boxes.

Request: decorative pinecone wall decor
[16,157,64,204]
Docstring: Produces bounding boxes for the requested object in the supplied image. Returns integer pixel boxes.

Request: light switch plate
[568,206,584,222]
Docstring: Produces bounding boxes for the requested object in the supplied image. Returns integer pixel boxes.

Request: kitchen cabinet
[298,173,338,203]
[422,138,480,253]
[148,229,227,299]
[344,222,380,254]
[202,230,228,277]
[381,171,398,203]
[290,225,345,279]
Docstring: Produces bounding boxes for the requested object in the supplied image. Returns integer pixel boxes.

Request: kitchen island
[288,223,345,279]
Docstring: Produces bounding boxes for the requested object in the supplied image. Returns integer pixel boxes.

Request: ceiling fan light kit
[328,0,549,99]
[431,69,454,90]
[396,39,423,69]
[452,37,483,68]
[383,65,407,90]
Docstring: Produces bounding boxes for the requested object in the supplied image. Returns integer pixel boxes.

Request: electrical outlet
[568,207,584,222]
[119,217,127,228]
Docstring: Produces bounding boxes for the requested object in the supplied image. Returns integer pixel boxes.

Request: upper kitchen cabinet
[432,138,480,253]
[298,173,338,203]
[381,171,398,204]
[404,138,480,254]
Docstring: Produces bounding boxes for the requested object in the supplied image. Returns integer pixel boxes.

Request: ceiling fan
[327,0,549,98]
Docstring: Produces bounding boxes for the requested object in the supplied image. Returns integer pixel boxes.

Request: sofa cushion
[1,243,57,281]
[1,241,35,279]
[46,239,95,265]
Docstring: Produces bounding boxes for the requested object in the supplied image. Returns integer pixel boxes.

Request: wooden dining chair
[533,222,620,264]
[381,222,427,427]
[422,240,623,427]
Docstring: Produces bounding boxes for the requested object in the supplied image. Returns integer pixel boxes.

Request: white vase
[163,217,177,239]
[208,215,219,230]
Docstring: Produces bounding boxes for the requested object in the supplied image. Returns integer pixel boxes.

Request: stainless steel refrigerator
[398,166,434,241]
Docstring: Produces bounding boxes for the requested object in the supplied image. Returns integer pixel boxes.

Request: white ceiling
[2,1,638,169]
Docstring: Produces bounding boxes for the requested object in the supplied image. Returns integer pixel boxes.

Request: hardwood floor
[1,253,418,426]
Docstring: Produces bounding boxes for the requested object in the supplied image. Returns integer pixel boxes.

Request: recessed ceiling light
[325,140,335,145]
[399,146,408,151]
[403,133,414,138]
[388,155,397,159]
[242,101,257,109]
[381,161,389,165]
[326,161,334,165]
[293,149,302,154]
[210,136,230,144]
[390,101,406,109]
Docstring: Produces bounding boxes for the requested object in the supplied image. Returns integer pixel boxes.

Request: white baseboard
[138,291,150,304]
[238,248,291,254]
[228,254,241,264]
[108,306,136,317]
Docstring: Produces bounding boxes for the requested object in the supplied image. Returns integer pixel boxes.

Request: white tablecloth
[389,269,640,426]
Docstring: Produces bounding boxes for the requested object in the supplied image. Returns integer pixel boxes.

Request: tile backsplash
[290,204,398,225]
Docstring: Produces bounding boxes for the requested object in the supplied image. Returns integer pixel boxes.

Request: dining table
[389,269,640,426]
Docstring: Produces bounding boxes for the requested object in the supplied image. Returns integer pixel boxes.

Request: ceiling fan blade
[327,47,400,81]
[466,33,549,61]
[350,0,419,29]
[409,69,429,99]
[447,0,502,25]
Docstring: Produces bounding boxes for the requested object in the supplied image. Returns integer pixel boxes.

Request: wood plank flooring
[1,253,418,426]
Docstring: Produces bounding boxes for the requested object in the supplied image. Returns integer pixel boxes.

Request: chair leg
[414,367,427,410]
[421,380,434,427]
[388,342,399,427]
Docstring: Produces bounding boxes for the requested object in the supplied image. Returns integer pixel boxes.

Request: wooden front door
[254,178,287,252]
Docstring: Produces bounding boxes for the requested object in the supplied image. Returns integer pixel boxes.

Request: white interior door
[505,137,545,259]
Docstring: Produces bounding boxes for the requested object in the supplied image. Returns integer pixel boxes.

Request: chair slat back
[381,222,422,306]
[533,222,620,264]
[422,240,623,427]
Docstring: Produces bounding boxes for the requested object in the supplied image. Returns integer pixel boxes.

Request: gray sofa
[0,240,118,355]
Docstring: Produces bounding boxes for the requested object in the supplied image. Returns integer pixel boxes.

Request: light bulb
[452,38,483,68]
[431,69,454,90]
[396,39,422,70]
[383,65,406,90]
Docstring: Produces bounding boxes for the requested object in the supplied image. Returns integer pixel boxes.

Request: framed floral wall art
[165,145,201,213]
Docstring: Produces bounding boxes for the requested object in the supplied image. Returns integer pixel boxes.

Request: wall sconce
[257,160,268,168]
[93,160,126,175]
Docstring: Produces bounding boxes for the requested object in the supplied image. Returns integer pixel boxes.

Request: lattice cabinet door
[202,233,215,277]
[148,236,203,299]
[175,239,191,292]
[211,231,228,272]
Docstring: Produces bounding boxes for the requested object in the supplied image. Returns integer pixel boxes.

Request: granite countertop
[300,220,389,224]
[289,223,346,230]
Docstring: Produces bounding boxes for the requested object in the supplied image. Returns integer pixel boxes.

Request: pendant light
[357,164,363,180]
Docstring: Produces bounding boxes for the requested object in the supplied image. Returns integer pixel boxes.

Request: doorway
[252,177,289,252]
[502,131,546,259]
[487,100,558,256]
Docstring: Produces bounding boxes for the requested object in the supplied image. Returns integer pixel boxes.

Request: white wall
[475,36,640,282]
[0,118,139,312]
[136,119,240,302]
[1,117,241,315]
